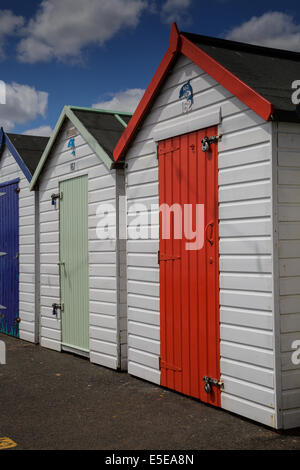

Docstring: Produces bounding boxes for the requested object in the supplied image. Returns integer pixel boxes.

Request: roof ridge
[69,105,132,116]
[181,31,300,60]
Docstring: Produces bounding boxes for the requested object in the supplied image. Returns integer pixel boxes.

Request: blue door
[0,179,19,338]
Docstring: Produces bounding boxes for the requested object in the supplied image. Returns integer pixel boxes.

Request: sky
[0,0,299,136]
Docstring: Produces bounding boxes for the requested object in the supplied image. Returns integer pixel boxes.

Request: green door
[59,175,89,353]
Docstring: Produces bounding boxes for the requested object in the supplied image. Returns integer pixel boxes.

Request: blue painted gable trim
[0,130,32,183]
[0,177,20,189]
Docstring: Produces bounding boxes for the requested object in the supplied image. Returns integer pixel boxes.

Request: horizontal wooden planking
[278,132,300,150]
[219,199,271,220]
[220,306,273,330]
[282,370,300,390]
[278,186,300,203]
[278,205,300,222]
[222,375,275,407]
[220,289,272,311]
[279,241,300,258]
[281,314,300,333]
[280,277,300,295]
[90,351,117,369]
[219,219,271,237]
[219,143,271,169]
[128,362,160,384]
[221,341,274,368]
[281,332,300,353]
[128,321,160,341]
[222,393,276,428]
[278,168,300,185]
[280,295,300,315]
[219,255,272,273]
[282,409,300,429]
[219,180,271,204]
[219,162,271,186]
[221,324,273,349]
[219,237,272,255]
[221,358,274,388]
[220,273,272,292]
[282,389,300,409]
[129,348,160,370]
[278,150,300,167]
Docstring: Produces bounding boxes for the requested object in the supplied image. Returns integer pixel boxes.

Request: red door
[158,126,220,407]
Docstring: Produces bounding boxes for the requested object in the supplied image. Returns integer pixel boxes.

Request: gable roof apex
[30,105,132,190]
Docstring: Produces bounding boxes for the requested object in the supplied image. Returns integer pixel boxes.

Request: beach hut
[0,129,48,342]
[30,106,131,370]
[113,23,300,429]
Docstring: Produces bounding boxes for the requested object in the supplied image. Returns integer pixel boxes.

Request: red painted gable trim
[181,35,273,123]
[113,24,180,162]
[113,24,274,162]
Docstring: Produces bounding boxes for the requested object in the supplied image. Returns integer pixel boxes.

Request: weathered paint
[60,175,89,353]
[0,179,19,337]
[159,128,220,406]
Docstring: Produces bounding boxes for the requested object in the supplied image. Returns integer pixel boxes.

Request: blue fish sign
[179,80,193,113]
[68,138,75,156]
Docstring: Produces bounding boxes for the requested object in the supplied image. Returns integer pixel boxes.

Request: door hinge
[158,145,180,157]
[15,187,20,193]
[160,358,182,372]
[201,134,222,152]
[203,376,224,394]
[158,252,181,263]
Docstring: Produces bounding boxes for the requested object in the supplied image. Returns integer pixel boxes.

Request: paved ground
[0,333,300,450]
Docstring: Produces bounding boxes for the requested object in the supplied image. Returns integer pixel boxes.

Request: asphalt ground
[0,333,299,450]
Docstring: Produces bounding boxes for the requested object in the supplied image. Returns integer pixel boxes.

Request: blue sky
[0,0,300,135]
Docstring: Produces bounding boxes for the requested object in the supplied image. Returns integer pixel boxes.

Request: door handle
[205,221,214,246]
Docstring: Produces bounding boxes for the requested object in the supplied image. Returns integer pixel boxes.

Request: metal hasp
[52,303,64,316]
[203,376,224,394]
[201,134,222,152]
[51,192,63,206]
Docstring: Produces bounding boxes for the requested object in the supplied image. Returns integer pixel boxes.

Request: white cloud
[92,88,145,113]
[161,0,191,24]
[22,125,52,137]
[226,11,300,52]
[17,0,147,63]
[0,10,24,60]
[0,82,48,131]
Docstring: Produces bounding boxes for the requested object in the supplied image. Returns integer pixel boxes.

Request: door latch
[51,192,63,206]
[52,303,64,316]
[203,376,224,394]
[201,134,222,152]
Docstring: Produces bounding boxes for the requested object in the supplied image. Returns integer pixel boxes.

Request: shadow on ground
[0,333,299,450]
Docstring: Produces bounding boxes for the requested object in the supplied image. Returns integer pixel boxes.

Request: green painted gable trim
[29,106,123,190]
[114,114,128,128]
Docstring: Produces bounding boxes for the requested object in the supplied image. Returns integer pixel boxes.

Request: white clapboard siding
[277,122,300,429]
[0,147,37,343]
[39,118,126,370]
[125,53,276,427]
